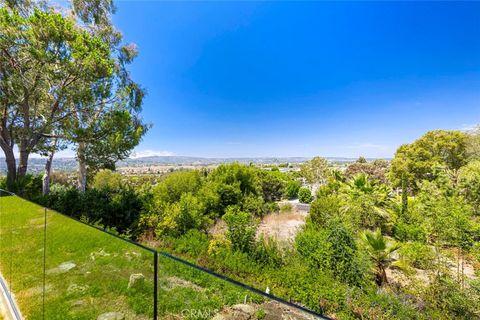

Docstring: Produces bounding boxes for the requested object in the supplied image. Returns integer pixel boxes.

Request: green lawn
[0,195,261,320]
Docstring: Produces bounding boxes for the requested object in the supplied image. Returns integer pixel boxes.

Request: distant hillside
[0,155,370,174]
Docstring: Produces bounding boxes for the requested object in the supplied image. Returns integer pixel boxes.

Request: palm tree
[362,228,400,286]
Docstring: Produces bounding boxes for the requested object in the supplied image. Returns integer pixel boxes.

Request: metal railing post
[153,251,158,320]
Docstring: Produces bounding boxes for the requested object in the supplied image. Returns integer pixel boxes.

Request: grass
[0,195,260,319]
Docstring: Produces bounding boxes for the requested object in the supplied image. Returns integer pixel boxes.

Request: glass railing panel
[0,193,45,319]
[157,253,324,320]
[42,208,155,319]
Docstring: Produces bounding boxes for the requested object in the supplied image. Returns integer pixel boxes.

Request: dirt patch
[257,210,307,243]
[209,201,308,243]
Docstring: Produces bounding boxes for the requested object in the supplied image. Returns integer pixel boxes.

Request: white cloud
[129,150,174,158]
[459,124,478,132]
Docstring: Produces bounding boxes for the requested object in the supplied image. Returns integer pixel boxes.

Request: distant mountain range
[0,155,372,174]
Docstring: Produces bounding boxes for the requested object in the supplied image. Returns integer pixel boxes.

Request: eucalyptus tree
[0,1,147,193]
[0,6,115,188]
[300,156,329,185]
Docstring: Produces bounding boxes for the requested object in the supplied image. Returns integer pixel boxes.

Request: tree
[0,7,115,188]
[0,2,147,193]
[300,156,329,185]
[345,159,389,184]
[356,156,367,163]
[208,163,260,196]
[466,125,480,161]
[62,19,147,192]
[390,130,468,194]
[150,171,202,209]
[341,179,392,231]
[459,161,480,215]
[298,187,313,204]
[361,228,400,286]
[258,170,286,202]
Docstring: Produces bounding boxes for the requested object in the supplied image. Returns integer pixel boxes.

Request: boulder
[127,273,145,290]
[212,304,256,320]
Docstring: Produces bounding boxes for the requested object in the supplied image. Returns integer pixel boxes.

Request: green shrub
[295,227,331,270]
[326,221,363,285]
[393,221,427,242]
[207,234,232,257]
[424,275,480,318]
[208,163,260,196]
[298,187,312,203]
[92,169,123,191]
[253,235,284,267]
[156,193,209,236]
[172,229,209,257]
[0,174,43,201]
[46,184,142,233]
[308,195,342,227]
[256,308,266,320]
[223,206,257,253]
[241,195,267,216]
[399,242,435,269]
[285,180,301,199]
[151,170,202,207]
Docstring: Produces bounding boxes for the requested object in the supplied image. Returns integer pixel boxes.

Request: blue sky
[111,1,479,158]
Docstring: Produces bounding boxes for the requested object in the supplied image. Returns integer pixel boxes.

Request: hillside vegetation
[3,129,479,319]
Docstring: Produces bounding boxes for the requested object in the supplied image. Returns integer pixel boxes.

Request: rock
[127,273,145,289]
[67,284,89,294]
[46,262,76,274]
[97,312,125,320]
[232,304,256,316]
[59,262,76,272]
[71,300,85,307]
[212,304,256,320]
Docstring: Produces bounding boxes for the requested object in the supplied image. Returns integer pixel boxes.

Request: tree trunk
[17,143,29,178]
[42,138,58,196]
[42,151,55,196]
[1,145,16,189]
[401,174,408,217]
[77,141,87,192]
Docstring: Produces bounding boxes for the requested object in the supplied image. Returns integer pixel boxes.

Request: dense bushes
[44,183,144,234]
[141,163,297,238]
